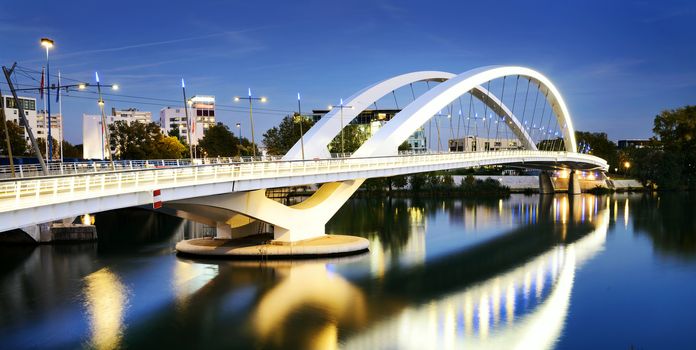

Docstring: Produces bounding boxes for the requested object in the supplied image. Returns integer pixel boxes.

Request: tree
[328,124,369,154]
[37,137,60,159]
[198,122,238,157]
[158,136,186,159]
[0,120,28,156]
[575,131,619,172]
[263,114,315,156]
[62,141,82,159]
[652,105,696,189]
[109,121,165,159]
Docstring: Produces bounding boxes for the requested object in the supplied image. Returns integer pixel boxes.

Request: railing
[0,155,285,179]
[0,150,607,211]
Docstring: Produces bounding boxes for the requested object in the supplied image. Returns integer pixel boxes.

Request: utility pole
[0,89,15,177]
[181,78,193,163]
[2,64,48,175]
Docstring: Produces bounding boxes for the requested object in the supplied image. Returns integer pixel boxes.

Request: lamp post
[623,161,631,176]
[328,98,353,156]
[40,37,54,161]
[236,122,242,158]
[296,92,305,160]
[234,88,266,158]
[181,78,193,163]
[95,72,116,170]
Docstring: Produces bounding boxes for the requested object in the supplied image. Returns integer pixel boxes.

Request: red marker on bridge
[153,189,162,209]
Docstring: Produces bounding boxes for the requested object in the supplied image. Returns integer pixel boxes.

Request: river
[1,193,695,349]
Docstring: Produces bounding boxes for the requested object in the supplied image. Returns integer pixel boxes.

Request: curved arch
[353,66,577,158]
[283,70,541,160]
[283,71,454,160]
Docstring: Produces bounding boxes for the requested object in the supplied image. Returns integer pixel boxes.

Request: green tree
[158,136,186,159]
[263,114,315,156]
[0,120,28,156]
[37,137,60,159]
[198,122,244,157]
[652,105,696,189]
[62,141,82,159]
[109,121,164,159]
[328,124,369,154]
[575,131,619,172]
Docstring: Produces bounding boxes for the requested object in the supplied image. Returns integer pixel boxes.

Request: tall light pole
[328,98,353,156]
[236,122,242,158]
[40,37,54,161]
[181,78,193,163]
[95,72,115,170]
[234,88,266,158]
[296,92,305,160]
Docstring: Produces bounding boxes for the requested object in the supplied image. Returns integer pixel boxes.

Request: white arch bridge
[0,66,607,246]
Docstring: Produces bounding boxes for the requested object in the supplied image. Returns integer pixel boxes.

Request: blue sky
[1,0,695,144]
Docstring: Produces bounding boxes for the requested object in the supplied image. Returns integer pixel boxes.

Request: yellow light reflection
[506,284,516,325]
[624,198,629,228]
[478,293,490,340]
[83,268,127,350]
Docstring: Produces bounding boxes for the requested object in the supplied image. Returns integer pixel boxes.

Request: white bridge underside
[0,66,607,244]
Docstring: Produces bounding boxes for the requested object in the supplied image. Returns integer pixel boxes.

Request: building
[618,139,651,149]
[110,108,152,124]
[2,96,39,141]
[448,136,523,152]
[159,95,216,145]
[2,96,65,158]
[82,108,153,159]
[311,108,427,152]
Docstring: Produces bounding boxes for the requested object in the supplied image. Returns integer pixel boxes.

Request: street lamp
[623,161,631,176]
[328,98,353,156]
[233,88,266,157]
[40,37,55,160]
[296,92,305,160]
[236,122,243,158]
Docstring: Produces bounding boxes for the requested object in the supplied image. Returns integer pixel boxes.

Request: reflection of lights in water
[369,236,386,278]
[492,281,501,326]
[478,293,490,340]
[83,268,127,350]
[624,198,629,228]
[310,323,338,350]
[560,197,568,224]
[344,209,610,350]
[172,260,219,309]
[614,199,618,222]
[506,284,516,325]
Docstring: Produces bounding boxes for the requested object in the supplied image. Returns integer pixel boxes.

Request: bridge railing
[0,150,607,211]
[0,155,288,180]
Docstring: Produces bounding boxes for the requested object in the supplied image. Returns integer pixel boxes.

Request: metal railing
[0,155,285,179]
[0,150,607,211]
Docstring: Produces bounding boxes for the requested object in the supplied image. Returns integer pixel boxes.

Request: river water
[1,193,695,349]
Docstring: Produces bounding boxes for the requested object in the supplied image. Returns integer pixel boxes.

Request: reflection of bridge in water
[161,195,611,349]
[0,194,615,349]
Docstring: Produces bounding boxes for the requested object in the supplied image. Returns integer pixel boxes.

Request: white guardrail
[0,151,607,210]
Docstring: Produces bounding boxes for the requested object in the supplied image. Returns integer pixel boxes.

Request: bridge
[0,66,607,255]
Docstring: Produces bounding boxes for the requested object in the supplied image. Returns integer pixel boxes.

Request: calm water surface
[1,193,695,349]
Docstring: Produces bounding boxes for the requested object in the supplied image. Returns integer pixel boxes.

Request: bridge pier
[173,180,370,258]
[568,170,582,195]
[539,171,556,194]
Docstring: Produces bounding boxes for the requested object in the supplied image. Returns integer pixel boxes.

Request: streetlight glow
[78,83,87,90]
[40,37,54,49]
[111,84,119,91]
[624,161,631,169]
[234,97,240,102]
[260,97,267,103]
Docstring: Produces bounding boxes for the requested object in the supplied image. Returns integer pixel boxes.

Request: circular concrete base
[175,234,369,259]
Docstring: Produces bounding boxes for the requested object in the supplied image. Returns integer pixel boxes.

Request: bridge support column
[539,171,555,194]
[172,180,370,257]
[568,170,581,195]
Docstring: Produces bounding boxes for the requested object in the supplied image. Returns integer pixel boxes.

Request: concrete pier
[176,234,370,258]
